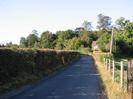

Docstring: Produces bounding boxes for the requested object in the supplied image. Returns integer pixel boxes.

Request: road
[1,55,105,99]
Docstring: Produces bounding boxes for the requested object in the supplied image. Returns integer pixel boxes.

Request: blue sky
[0,0,133,44]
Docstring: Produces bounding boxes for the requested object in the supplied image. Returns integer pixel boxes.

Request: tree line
[10,14,133,57]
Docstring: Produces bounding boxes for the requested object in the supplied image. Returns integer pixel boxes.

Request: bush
[99,53,113,63]
[0,49,80,85]
[97,33,111,52]
[113,22,133,58]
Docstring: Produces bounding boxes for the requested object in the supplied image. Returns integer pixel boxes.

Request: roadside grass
[78,47,92,55]
[92,52,131,99]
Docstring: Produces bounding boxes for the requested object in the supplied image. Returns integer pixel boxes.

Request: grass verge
[92,52,131,99]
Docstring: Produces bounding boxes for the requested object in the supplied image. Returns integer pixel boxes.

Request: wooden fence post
[109,59,111,72]
[105,58,106,67]
[127,59,133,98]
[112,59,115,81]
[120,61,124,88]
[106,59,108,70]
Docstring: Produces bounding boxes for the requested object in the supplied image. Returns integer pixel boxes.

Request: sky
[0,0,133,44]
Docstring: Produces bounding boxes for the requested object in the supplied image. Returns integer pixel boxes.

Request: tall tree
[97,32,111,52]
[40,31,57,48]
[32,29,38,36]
[115,17,130,31]
[19,37,28,48]
[82,21,92,31]
[55,30,76,49]
[97,14,112,31]
[27,30,39,48]
[114,22,133,57]
[80,31,93,48]
[65,37,82,50]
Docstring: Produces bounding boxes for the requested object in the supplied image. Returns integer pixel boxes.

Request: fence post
[106,59,108,70]
[127,59,133,98]
[104,58,106,66]
[112,59,115,82]
[109,59,111,72]
[105,58,106,67]
[120,61,124,88]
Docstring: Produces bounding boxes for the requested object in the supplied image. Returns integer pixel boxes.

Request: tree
[80,32,88,47]
[115,17,130,31]
[34,41,41,48]
[97,14,112,31]
[27,33,38,48]
[32,29,38,36]
[114,22,133,57]
[0,44,5,47]
[5,42,18,48]
[65,37,82,50]
[19,37,28,48]
[40,31,57,48]
[89,32,98,41]
[55,30,76,49]
[97,32,111,52]
[82,21,92,31]
[79,31,94,48]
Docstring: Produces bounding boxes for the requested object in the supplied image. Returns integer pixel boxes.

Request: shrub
[97,33,111,52]
[0,49,80,85]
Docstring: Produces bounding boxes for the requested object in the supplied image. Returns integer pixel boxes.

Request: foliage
[40,31,57,48]
[55,30,76,50]
[2,42,19,49]
[65,37,82,50]
[99,53,113,63]
[17,14,133,58]
[89,32,98,41]
[79,47,92,54]
[114,22,133,57]
[27,33,38,48]
[97,14,112,31]
[115,17,130,31]
[0,49,80,85]
[82,21,92,31]
[19,30,39,48]
[20,37,28,48]
[97,32,111,52]
[80,31,93,48]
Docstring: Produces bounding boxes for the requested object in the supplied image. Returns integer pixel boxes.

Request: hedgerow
[0,49,80,85]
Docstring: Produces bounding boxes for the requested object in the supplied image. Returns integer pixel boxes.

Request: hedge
[0,49,80,85]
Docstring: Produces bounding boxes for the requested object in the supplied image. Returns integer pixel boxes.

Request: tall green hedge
[0,49,80,84]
